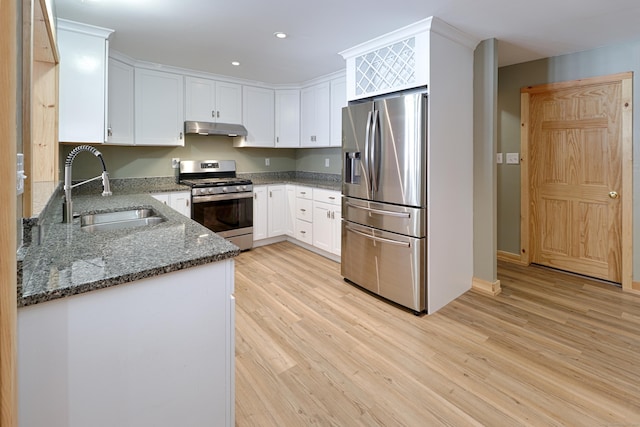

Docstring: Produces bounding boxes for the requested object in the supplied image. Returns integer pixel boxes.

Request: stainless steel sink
[81,208,166,232]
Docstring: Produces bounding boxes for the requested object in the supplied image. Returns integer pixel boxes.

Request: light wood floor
[234,242,640,426]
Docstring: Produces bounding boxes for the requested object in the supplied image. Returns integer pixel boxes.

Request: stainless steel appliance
[341,89,428,313]
[178,160,253,250]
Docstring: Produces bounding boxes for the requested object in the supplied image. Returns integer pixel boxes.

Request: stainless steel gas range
[178,160,253,250]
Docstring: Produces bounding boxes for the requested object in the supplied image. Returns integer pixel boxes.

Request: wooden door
[523,73,632,283]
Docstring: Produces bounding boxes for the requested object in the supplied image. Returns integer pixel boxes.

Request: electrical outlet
[265,158,270,166]
[496,153,503,164]
[171,158,180,169]
[506,153,520,164]
[325,158,330,167]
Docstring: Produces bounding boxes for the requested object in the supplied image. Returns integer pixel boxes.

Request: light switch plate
[496,153,503,164]
[265,158,270,166]
[506,153,520,164]
[325,158,330,167]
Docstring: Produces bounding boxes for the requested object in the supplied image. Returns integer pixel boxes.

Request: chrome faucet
[63,145,112,223]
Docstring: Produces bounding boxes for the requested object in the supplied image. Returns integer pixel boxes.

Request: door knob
[609,191,619,199]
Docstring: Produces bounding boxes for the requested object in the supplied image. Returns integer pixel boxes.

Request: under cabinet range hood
[184,121,248,137]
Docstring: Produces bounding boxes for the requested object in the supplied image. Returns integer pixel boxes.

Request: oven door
[192,192,253,250]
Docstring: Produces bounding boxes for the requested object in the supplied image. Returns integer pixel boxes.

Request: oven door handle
[192,192,253,203]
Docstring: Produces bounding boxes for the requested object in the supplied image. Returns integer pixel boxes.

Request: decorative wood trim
[497,250,528,266]
[620,75,633,292]
[519,92,530,265]
[472,277,502,296]
[1,1,18,426]
[520,72,633,94]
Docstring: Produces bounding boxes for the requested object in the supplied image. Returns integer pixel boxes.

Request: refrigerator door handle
[345,225,411,248]
[370,109,380,194]
[364,110,373,197]
[346,202,411,218]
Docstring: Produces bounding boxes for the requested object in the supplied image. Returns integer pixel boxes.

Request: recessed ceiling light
[231,61,240,66]
[273,32,287,39]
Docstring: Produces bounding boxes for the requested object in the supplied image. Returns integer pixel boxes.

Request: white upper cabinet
[184,77,242,124]
[57,19,113,143]
[106,58,134,145]
[134,68,185,146]
[235,86,274,147]
[274,89,300,148]
[329,76,346,147]
[340,17,477,101]
[300,82,330,147]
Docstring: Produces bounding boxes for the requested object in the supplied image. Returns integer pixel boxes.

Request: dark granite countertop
[18,173,340,308]
[19,188,239,308]
[242,171,341,191]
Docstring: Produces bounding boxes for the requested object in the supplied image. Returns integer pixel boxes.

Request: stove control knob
[236,186,243,192]
[222,187,229,193]
[195,188,203,196]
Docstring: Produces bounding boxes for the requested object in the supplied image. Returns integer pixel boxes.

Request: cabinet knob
[300,208,306,212]
[107,127,112,137]
[179,132,183,140]
[269,191,272,197]
[326,211,330,218]
[217,111,220,118]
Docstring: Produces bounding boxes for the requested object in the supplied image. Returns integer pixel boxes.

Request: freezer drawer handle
[346,202,411,218]
[346,225,410,247]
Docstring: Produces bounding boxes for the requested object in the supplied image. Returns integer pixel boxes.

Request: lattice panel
[355,37,416,96]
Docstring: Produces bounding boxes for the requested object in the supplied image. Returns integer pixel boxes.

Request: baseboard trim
[472,276,502,296]
[497,250,527,266]
[630,281,640,295]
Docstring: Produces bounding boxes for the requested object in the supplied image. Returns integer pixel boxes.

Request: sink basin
[81,208,166,232]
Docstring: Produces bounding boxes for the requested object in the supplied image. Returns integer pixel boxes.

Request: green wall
[60,135,341,180]
[497,38,640,279]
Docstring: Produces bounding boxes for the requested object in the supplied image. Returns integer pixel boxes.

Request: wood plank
[235,242,640,425]
[1,0,18,425]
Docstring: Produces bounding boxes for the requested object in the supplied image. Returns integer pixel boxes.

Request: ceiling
[54,0,640,85]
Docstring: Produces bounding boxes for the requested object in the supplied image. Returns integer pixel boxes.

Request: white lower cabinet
[285,185,296,236]
[18,260,235,427]
[312,188,341,256]
[257,184,342,258]
[152,191,191,217]
[253,185,286,241]
[294,186,313,244]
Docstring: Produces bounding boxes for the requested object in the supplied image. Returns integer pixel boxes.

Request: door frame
[520,72,633,291]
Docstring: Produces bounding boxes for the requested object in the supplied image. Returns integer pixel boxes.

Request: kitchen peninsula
[18,185,237,427]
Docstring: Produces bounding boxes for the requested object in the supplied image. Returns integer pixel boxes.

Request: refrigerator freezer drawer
[342,197,426,238]
[341,220,427,312]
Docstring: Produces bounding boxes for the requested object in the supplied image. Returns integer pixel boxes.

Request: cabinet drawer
[296,186,313,200]
[295,198,313,221]
[313,188,340,205]
[295,219,313,244]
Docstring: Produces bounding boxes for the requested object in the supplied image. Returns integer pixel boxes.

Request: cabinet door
[135,68,184,146]
[106,58,134,145]
[313,201,333,252]
[215,81,242,124]
[151,193,170,205]
[169,191,191,217]
[253,186,268,240]
[330,76,346,147]
[300,82,330,147]
[185,76,216,122]
[275,90,300,148]
[285,185,296,236]
[237,86,274,147]
[332,204,342,256]
[58,24,110,143]
[267,185,286,237]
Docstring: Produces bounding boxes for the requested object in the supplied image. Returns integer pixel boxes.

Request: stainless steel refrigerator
[341,90,428,313]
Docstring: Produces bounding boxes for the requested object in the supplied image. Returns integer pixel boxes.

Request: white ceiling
[54,0,640,85]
